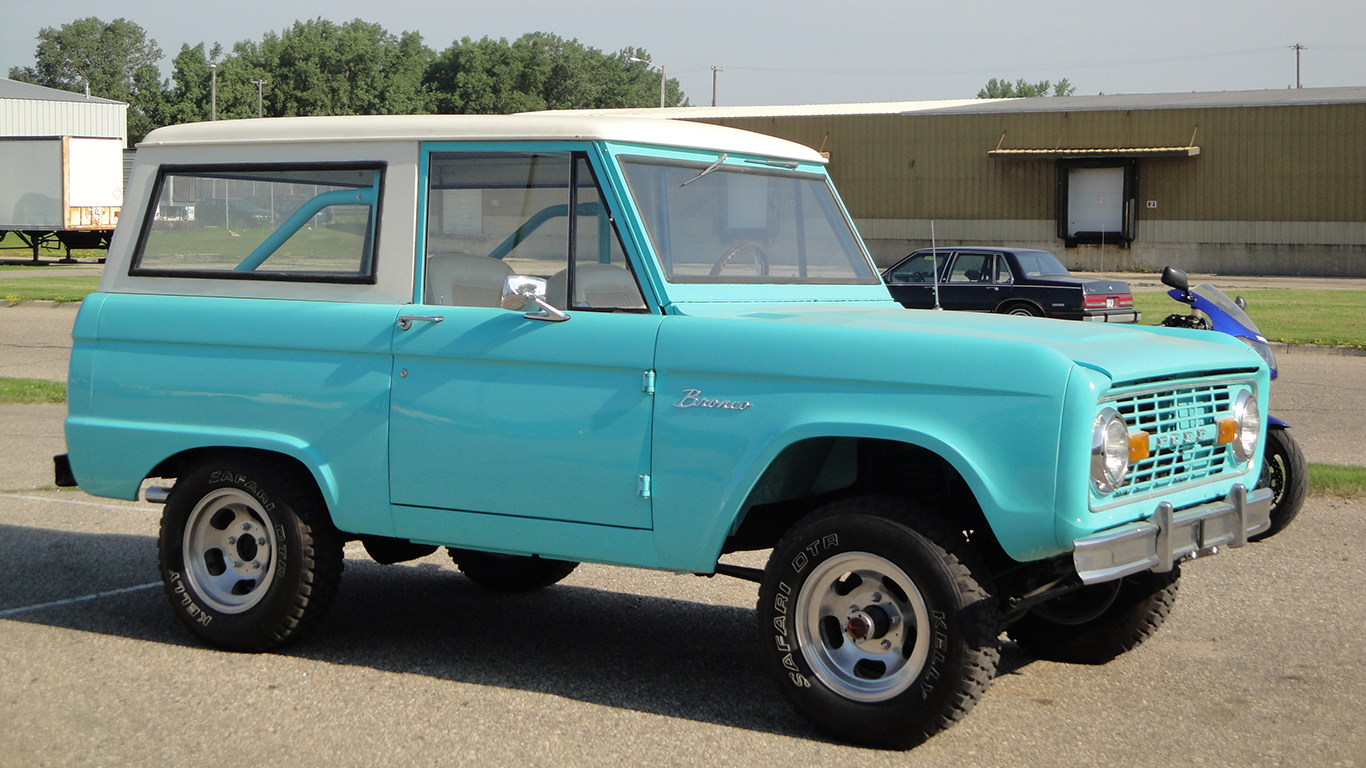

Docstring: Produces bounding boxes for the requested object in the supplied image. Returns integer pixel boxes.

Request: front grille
[1096,376,1252,509]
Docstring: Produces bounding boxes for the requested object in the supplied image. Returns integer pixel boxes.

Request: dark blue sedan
[882,247,1140,323]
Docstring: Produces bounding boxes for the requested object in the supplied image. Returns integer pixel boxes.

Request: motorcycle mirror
[1160,266,1190,292]
[1235,295,1248,311]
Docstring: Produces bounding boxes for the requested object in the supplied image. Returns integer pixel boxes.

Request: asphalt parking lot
[1,300,1363,766]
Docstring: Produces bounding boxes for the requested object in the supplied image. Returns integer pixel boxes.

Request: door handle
[397,315,444,331]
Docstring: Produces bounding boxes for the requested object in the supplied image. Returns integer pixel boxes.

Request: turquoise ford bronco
[57,114,1272,749]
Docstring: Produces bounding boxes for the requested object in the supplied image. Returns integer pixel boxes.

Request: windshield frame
[608,146,884,297]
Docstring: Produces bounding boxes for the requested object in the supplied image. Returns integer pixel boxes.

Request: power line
[704,44,1350,79]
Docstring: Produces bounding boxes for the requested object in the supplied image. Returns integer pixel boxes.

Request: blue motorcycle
[1159,267,1307,540]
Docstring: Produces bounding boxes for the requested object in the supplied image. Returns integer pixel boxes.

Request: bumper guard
[1073,484,1272,585]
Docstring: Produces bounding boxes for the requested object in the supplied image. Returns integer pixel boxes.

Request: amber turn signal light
[1217,418,1239,445]
[1129,431,1151,463]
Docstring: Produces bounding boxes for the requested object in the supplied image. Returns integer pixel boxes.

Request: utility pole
[711,66,723,107]
[251,79,267,118]
[210,63,217,121]
[1292,43,1305,89]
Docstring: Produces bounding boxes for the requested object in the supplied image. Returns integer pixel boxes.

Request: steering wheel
[709,241,769,277]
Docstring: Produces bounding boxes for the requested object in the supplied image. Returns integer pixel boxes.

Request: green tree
[977,77,1075,98]
[8,17,166,141]
[235,18,435,117]
[425,33,687,115]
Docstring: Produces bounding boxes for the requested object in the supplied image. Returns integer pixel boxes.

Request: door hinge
[642,370,656,394]
[637,474,652,499]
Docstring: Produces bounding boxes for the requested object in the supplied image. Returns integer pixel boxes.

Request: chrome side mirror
[502,275,569,322]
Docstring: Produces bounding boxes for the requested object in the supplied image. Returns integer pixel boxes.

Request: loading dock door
[1067,166,1124,238]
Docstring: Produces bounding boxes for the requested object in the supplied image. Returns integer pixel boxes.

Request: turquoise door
[388,308,661,529]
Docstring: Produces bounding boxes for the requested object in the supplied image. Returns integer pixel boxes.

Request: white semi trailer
[0,135,124,262]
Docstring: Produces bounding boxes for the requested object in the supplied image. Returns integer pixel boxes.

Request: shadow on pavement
[0,524,838,742]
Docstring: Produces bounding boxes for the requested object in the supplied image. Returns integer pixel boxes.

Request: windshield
[1192,283,1263,336]
[619,156,878,285]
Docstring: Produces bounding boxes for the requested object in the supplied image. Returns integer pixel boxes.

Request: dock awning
[989,146,1200,159]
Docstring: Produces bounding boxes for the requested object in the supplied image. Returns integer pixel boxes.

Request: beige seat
[546,263,645,310]
[425,253,515,307]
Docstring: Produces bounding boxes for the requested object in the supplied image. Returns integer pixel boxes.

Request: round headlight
[1231,389,1260,462]
[1091,408,1130,493]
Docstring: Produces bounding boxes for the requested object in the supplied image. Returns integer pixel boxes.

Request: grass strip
[1308,463,1366,499]
[0,376,66,404]
[0,276,101,305]
[1132,289,1366,349]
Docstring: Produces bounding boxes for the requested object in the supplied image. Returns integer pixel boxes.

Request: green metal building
[581,87,1366,277]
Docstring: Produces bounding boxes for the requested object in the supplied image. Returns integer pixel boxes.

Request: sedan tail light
[1085,293,1134,309]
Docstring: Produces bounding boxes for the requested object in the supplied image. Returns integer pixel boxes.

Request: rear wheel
[447,549,578,592]
[1007,568,1179,665]
[757,497,999,750]
[999,302,1042,317]
[158,456,343,652]
[1250,426,1308,541]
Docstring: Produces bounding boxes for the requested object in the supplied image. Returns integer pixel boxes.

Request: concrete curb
[2,300,82,309]
[1271,342,1366,357]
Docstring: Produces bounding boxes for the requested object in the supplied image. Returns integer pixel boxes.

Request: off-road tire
[447,549,579,592]
[757,497,999,750]
[158,455,344,652]
[1008,568,1180,665]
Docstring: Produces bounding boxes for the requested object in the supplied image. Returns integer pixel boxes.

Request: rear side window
[131,164,383,282]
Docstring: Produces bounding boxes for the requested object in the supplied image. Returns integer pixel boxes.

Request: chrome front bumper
[1072,485,1273,585]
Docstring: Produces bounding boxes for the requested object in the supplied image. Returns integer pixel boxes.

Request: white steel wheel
[795,552,931,702]
[182,487,280,614]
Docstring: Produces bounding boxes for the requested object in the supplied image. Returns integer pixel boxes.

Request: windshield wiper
[745,158,800,170]
[681,153,727,187]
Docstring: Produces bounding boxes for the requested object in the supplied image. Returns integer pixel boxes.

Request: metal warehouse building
[0,78,127,144]
[591,87,1366,277]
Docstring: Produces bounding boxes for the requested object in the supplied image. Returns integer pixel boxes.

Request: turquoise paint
[389,306,662,531]
[66,293,399,534]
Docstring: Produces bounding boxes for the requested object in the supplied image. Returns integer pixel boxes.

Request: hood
[676,301,1263,384]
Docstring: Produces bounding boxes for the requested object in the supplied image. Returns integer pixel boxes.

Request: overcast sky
[3,0,1363,106]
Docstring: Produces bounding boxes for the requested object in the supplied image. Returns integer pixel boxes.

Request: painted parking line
[0,493,156,513]
[0,582,162,617]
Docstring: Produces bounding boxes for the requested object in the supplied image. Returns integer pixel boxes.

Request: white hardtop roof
[137,113,826,163]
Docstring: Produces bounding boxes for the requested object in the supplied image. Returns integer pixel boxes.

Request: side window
[423,151,645,311]
[947,253,990,283]
[993,255,1014,284]
[132,165,382,282]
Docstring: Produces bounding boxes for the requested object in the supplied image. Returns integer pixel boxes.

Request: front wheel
[757,498,999,750]
[1250,425,1308,541]
[158,456,343,652]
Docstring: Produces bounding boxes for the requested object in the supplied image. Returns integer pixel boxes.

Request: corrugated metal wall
[706,102,1366,225]
[0,98,128,145]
